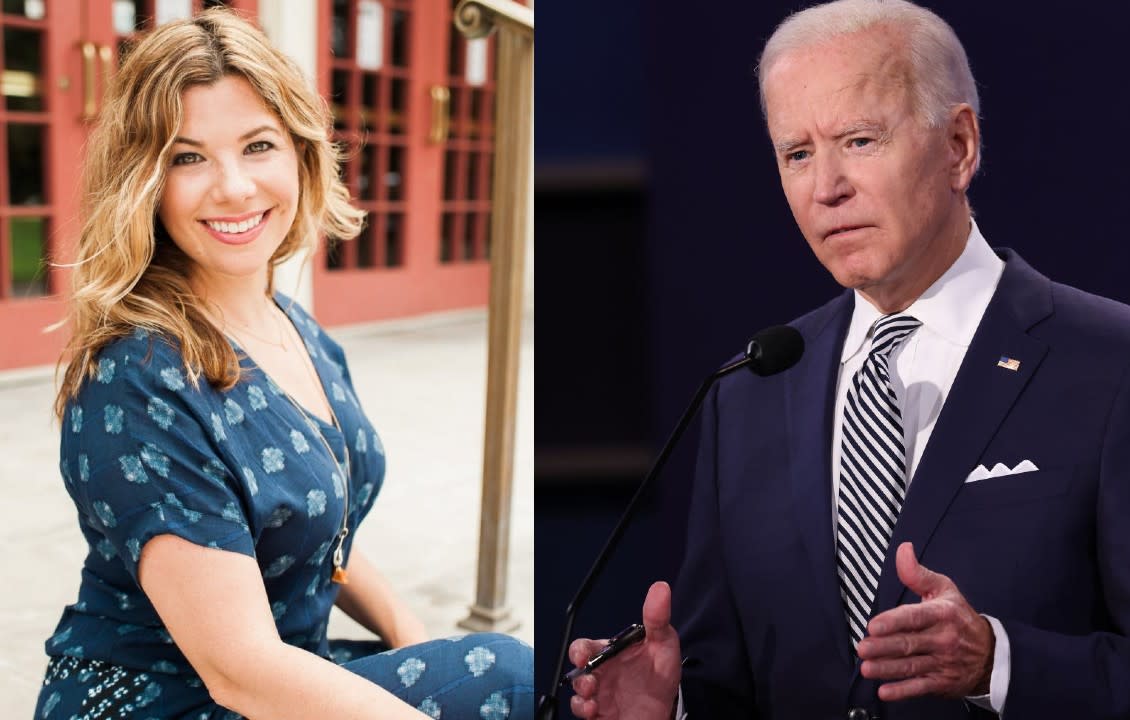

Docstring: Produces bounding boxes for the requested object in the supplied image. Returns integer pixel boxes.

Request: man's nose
[211,161,256,203]
[811,155,853,206]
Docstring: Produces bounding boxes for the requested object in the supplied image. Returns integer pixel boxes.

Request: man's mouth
[824,225,869,240]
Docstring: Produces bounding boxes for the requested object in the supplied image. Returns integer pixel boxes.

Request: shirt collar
[839,218,1004,363]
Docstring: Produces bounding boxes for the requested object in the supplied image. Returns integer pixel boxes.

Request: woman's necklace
[210,300,289,352]
[209,299,352,583]
[276,309,353,585]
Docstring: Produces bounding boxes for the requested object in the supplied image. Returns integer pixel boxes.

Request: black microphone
[746,324,805,376]
[537,325,804,719]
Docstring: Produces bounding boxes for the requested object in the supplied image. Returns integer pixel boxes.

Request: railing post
[454,0,533,634]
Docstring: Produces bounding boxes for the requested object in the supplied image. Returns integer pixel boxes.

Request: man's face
[762,29,972,311]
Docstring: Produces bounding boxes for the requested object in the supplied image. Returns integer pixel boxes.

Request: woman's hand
[334,549,431,648]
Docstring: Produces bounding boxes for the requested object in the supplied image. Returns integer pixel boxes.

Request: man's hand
[857,542,994,702]
[569,581,683,719]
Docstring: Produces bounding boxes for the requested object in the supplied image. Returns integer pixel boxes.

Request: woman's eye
[246,140,274,154]
[171,152,202,166]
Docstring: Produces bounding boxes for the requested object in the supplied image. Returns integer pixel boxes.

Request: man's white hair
[758,0,979,133]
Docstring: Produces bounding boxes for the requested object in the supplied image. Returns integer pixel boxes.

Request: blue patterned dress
[34,297,533,719]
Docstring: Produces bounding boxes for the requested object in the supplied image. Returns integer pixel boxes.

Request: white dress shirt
[832,219,1002,524]
[677,220,1011,718]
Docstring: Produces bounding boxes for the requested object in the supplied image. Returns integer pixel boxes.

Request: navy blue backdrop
[535,2,1130,712]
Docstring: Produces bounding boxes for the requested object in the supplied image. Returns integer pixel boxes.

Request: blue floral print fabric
[37,296,389,716]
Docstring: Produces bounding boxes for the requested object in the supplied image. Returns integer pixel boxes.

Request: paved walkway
[0,308,533,719]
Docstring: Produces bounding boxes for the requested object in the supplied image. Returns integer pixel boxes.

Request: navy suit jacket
[674,250,1130,719]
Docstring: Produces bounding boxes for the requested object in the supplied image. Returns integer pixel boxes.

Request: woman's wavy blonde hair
[55,8,365,419]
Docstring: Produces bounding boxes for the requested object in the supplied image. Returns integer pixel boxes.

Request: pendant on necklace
[331,537,350,584]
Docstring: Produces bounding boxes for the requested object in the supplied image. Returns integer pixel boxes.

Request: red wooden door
[0,0,257,371]
[0,1,82,369]
[313,0,491,326]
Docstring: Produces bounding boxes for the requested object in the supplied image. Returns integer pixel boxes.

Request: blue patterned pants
[35,633,533,719]
[339,633,534,719]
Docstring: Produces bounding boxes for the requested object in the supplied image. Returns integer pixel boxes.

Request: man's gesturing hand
[568,581,683,719]
[857,542,994,702]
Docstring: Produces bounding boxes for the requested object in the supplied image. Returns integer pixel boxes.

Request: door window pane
[484,215,491,259]
[10,216,46,296]
[386,145,404,201]
[389,77,405,134]
[390,10,409,67]
[8,123,44,205]
[4,27,42,111]
[443,150,458,201]
[359,145,374,201]
[385,213,402,267]
[447,28,462,76]
[357,215,375,268]
[440,213,454,263]
[462,212,475,260]
[332,0,350,57]
[466,152,479,200]
[361,73,379,131]
[332,70,350,131]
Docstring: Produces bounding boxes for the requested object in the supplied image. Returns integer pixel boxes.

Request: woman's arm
[139,534,430,720]
[334,549,429,648]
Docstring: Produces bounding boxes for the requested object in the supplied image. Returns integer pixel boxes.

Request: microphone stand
[537,351,765,720]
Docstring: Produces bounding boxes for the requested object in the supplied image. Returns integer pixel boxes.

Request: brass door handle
[80,42,113,121]
[81,41,96,120]
[99,44,112,91]
[429,85,450,144]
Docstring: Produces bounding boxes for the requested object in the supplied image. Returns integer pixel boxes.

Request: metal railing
[454,0,533,633]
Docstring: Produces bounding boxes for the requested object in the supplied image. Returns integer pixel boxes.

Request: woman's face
[157,74,300,294]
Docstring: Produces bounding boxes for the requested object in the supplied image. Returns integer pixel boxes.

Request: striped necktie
[836,313,922,646]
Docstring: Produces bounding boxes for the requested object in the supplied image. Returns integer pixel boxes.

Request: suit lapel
[872,250,1053,613]
[785,291,855,665]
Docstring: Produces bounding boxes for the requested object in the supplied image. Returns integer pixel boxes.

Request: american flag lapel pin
[997,356,1021,371]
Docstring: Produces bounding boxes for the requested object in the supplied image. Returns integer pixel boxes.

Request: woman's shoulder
[76,328,201,408]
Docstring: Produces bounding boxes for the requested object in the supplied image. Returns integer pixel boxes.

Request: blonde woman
[34,9,531,720]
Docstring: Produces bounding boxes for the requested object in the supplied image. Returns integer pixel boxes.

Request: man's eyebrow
[833,121,886,139]
[171,125,281,147]
[772,120,891,155]
[773,137,807,155]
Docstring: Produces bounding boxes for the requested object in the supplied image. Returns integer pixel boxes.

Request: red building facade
[0,0,493,370]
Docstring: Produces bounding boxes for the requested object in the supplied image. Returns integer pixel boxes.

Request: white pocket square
[965,460,1039,483]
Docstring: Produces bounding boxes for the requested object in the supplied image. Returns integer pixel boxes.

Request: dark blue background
[535,3,1130,713]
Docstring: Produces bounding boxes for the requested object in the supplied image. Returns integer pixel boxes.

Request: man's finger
[857,629,939,660]
[642,581,673,636]
[570,693,597,719]
[571,672,597,698]
[568,637,610,668]
[860,654,938,680]
[894,542,950,599]
[877,676,941,702]
[866,601,939,637]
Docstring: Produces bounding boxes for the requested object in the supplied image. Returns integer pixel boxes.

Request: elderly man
[568,1,1130,719]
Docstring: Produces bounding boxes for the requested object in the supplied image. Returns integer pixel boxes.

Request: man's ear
[948,104,979,192]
